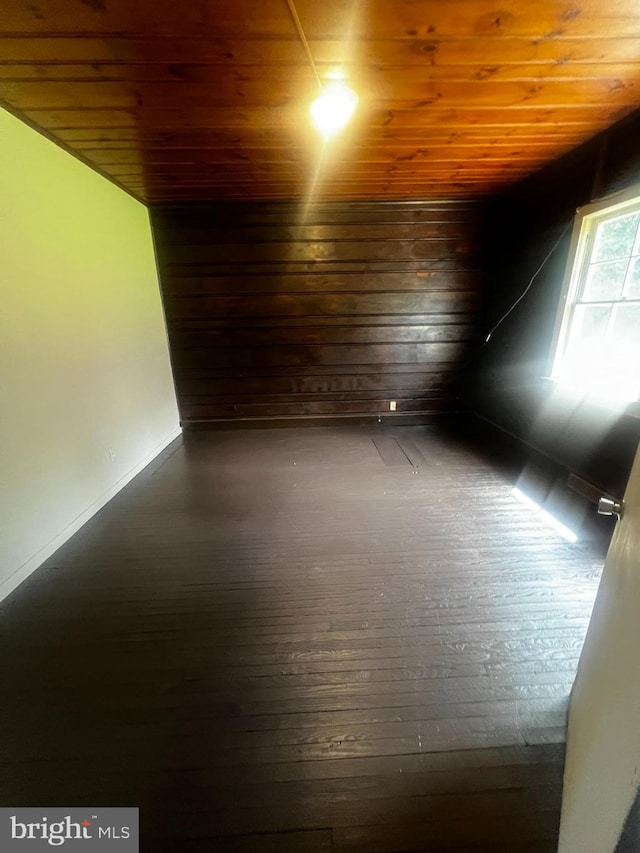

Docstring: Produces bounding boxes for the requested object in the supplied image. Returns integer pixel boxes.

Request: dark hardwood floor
[0,424,604,852]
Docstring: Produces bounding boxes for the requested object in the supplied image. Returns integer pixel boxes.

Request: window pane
[592,212,640,262]
[559,305,610,390]
[625,257,640,299]
[610,303,640,347]
[566,304,611,353]
[583,259,627,301]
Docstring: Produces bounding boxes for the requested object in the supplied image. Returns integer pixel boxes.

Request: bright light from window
[310,82,358,139]
[554,326,640,401]
[511,488,578,543]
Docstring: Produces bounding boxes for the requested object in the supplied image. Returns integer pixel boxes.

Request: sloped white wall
[0,109,181,601]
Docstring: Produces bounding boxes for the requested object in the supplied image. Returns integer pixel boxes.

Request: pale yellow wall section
[0,108,181,599]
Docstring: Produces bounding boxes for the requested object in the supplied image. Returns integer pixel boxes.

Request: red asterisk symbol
[81,820,91,828]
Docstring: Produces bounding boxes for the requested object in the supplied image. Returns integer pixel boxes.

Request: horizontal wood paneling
[156,205,480,225]
[162,240,472,264]
[163,271,480,293]
[178,372,458,398]
[152,201,481,423]
[170,326,476,346]
[154,222,475,243]
[166,294,479,317]
[3,0,640,201]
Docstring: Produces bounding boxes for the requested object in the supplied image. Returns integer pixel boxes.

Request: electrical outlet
[108,448,116,462]
[389,401,396,411]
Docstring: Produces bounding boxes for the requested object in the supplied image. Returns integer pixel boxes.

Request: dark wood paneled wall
[469,109,640,497]
[151,202,482,424]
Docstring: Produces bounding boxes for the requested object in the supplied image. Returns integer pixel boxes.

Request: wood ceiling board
[3,0,640,37]
[3,80,639,110]
[15,105,634,128]
[80,148,561,165]
[3,63,640,84]
[4,0,639,201]
[3,36,640,66]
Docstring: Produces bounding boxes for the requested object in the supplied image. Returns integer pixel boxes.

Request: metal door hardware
[597,497,624,520]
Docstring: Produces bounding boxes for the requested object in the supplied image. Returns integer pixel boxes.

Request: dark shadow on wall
[465,109,640,499]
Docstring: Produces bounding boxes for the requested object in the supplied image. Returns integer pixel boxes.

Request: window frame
[548,183,640,405]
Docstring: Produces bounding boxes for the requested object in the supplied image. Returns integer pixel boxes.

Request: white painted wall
[0,108,181,601]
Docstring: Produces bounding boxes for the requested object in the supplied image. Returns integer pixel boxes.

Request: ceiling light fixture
[286,0,358,139]
[309,81,359,139]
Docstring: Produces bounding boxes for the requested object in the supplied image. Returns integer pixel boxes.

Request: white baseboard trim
[0,426,183,604]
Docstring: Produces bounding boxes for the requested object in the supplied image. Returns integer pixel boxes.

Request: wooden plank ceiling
[2,0,640,202]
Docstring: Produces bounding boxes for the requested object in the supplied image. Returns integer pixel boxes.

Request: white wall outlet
[389,401,396,411]
[108,448,116,462]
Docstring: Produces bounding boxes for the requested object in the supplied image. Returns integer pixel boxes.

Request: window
[551,189,640,404]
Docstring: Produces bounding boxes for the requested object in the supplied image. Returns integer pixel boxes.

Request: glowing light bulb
[310,82,358,139]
